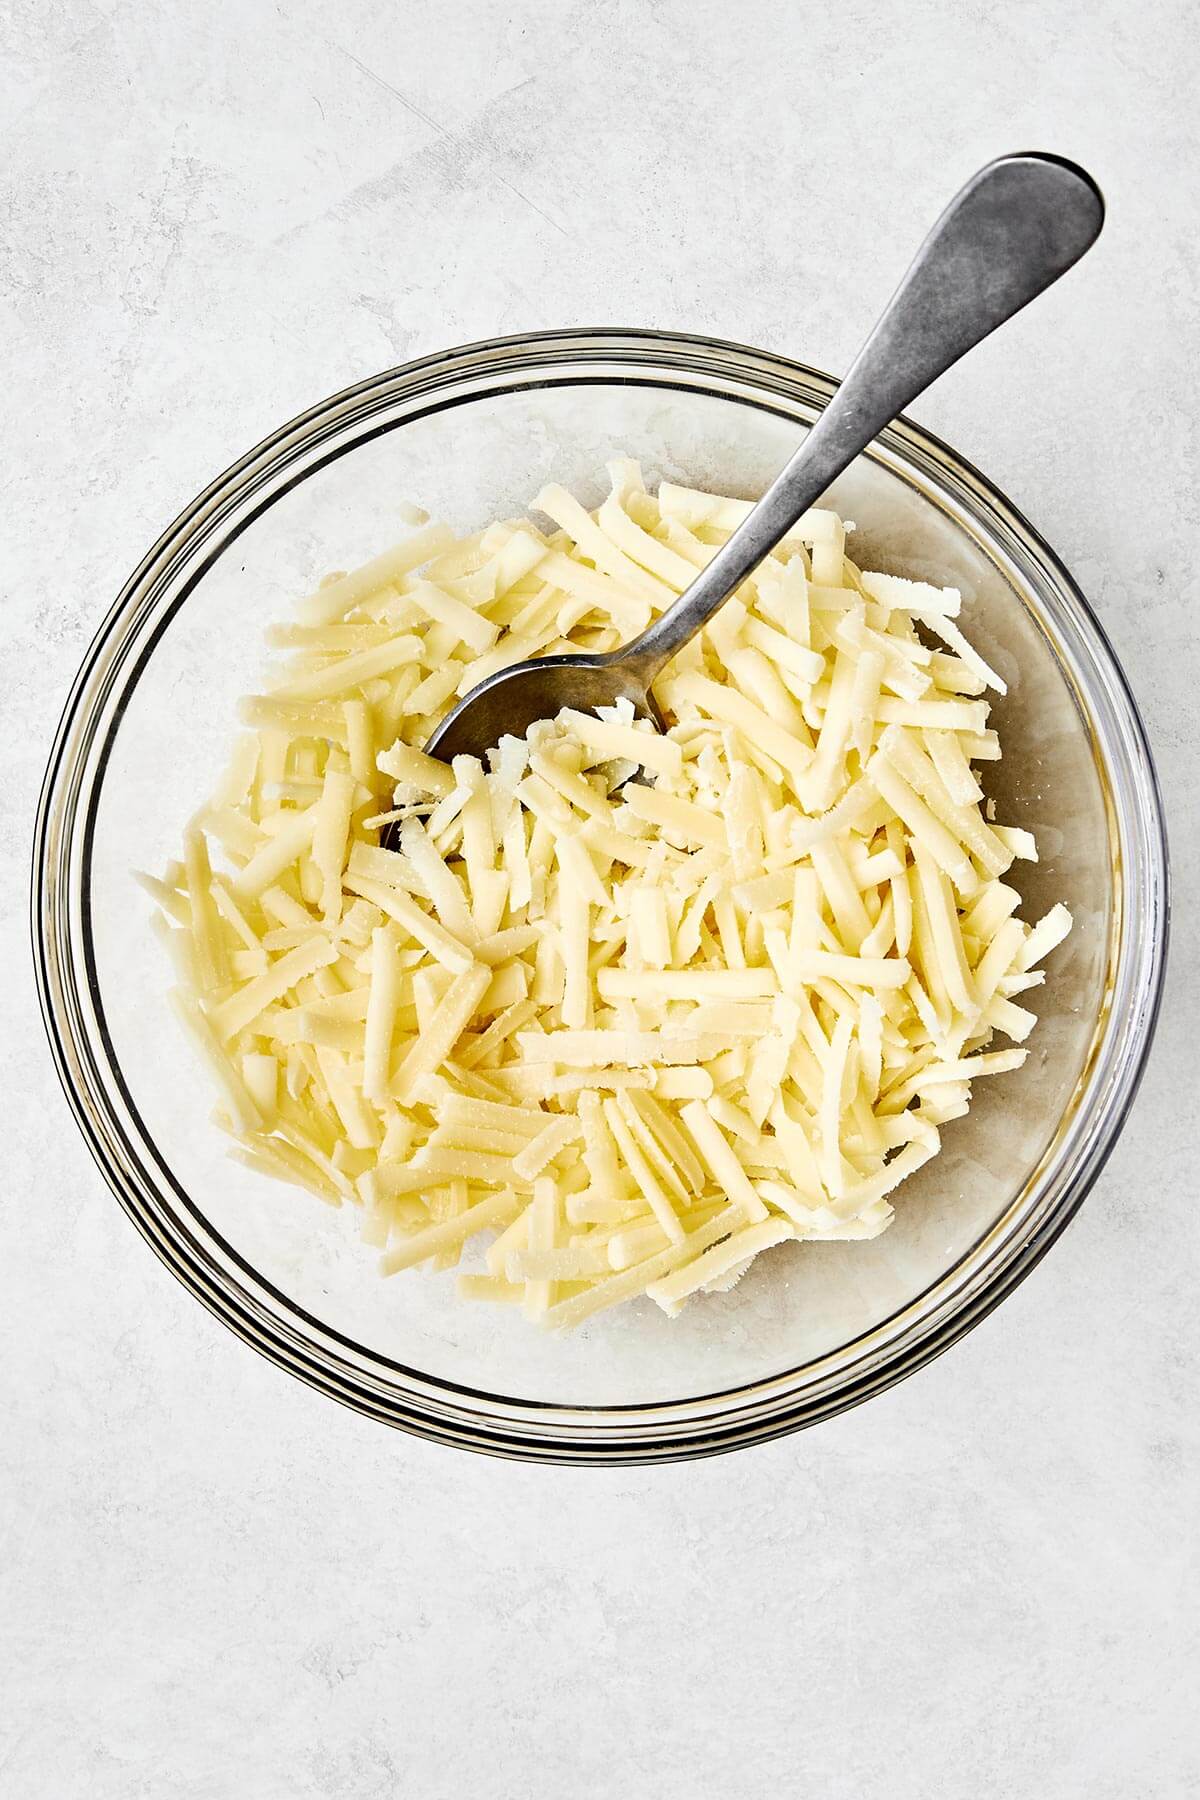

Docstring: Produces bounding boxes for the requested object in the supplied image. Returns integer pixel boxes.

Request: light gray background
[4,2,1197,1795]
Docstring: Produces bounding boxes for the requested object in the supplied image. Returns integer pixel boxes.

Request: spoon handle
[616,152,1104,685]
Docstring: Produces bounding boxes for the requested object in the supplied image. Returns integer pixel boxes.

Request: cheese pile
[142,462,1071,1328]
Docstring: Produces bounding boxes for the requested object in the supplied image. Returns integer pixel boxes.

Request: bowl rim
[31,326,1170,1463]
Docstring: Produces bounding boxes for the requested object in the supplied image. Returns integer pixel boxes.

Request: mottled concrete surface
[3,2,1198,1795]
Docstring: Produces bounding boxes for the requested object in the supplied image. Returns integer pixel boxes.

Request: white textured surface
[3,1,1197,1794]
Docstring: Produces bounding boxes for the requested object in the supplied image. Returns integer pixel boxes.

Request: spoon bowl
[425,650,663,762]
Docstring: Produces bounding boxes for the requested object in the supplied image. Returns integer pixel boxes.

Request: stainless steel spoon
[423,152,1103,765]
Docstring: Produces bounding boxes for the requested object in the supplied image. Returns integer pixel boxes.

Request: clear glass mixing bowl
[33,330,1168,1463]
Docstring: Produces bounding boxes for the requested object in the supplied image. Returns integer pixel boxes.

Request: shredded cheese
[148,468,1072,1328]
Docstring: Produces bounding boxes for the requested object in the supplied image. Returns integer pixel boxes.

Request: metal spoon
[423,152,1103,765]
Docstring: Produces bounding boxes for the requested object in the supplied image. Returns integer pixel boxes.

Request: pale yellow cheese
[149,468,1071,1329]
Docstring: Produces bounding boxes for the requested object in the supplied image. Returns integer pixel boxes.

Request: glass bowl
[33,329,1168,1464]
